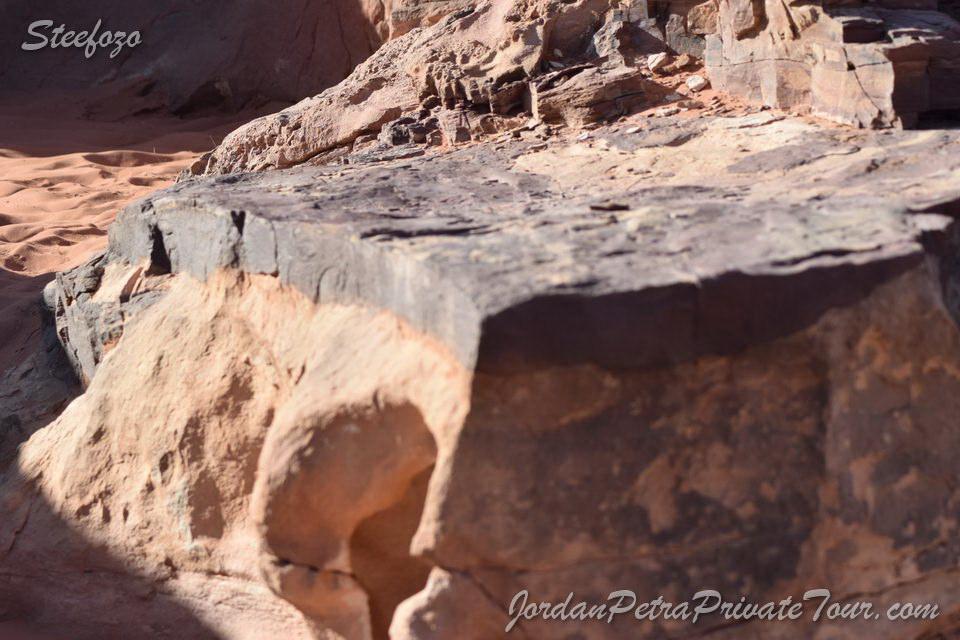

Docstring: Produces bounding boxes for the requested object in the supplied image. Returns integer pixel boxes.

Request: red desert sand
[0,99,257,376]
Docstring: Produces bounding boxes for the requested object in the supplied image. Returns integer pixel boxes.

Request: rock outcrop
[0,308,78,475]
[386,0,478,38]
[189,0,960,183]
[195,0,683,176]
[705,0,960,126]
[5,0,960,638]
[8,113,960,639]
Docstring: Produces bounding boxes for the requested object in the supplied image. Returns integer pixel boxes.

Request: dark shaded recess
[0,282,79,473]
[0,473,221,639]
[173,80,238,117]
[148,224,172,275]
[917,109,960,130]
[922,217,960,327]
[477,251,921,372]
[350,467,434,640]
[941,0,960,22]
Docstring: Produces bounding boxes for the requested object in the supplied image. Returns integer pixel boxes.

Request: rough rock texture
[530,65,670,125]
[11,113,960,639]
[6,269,466,639]
[0,303,78,475]
[591,0,717,61]
[196,0,679,176]
[705,0,960,127]
[0,0,399,114]
[386,0,478,37]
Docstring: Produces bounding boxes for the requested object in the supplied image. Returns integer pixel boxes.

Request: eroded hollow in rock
[257,397,443,640]
[350,466,435,640]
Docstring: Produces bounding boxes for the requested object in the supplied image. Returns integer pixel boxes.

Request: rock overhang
[69,116,960,381]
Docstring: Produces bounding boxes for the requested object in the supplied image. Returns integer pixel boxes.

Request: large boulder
[10,112,960,639]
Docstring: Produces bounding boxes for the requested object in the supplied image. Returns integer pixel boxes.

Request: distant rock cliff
[0,0,410,115]
[706,0,960,126]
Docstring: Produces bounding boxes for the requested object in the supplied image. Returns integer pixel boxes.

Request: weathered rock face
[386,0,478,37]
[0,0,393,115]
[6,3,960,638]
[530,65,670,126]
[10,114,960,638]
[705,0,960,127]
[196,0,679,176]
[189,0,960,182]
[6,268,467,639]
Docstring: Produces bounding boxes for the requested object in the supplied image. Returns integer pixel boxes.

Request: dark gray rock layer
[56,116,960,379]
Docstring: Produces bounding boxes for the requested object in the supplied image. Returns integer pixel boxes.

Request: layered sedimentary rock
[0,0,707,124]
[195,0,685,176]
[7,113,960,639]
[705,0,960,126]
[386,0,477,37]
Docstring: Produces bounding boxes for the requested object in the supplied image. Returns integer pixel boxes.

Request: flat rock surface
[107,114,960,369]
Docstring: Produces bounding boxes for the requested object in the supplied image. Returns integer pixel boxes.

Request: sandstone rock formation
[5,0,960,637]
[386,0,478,37]
[196,0,680,176]
[7,113,959,639]
[0,0,715,126]
[705,0,960,126]
[190,0,960,186]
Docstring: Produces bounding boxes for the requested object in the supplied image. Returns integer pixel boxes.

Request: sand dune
[0,143,194,275]
[0,99,261,375]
